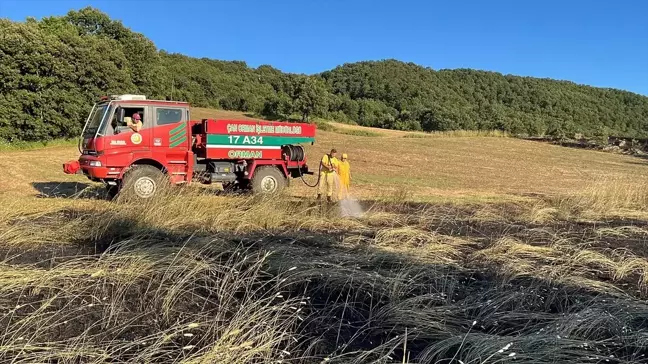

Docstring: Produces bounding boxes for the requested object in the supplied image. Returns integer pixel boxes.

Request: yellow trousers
[338,171,350,200]
[319,172,335,197]
[338,181,350,200]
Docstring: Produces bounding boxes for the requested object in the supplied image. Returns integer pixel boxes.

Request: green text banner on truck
[204,120,315,159]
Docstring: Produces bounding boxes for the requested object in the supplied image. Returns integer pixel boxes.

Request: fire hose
[283,145,321,188]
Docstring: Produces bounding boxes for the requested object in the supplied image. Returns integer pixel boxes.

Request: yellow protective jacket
[320,154,339,174]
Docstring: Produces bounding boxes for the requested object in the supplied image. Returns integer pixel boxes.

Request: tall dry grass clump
[472,236,648,295]
[0,239,306,363]
[558,175,648,217]
[0,188,362,248]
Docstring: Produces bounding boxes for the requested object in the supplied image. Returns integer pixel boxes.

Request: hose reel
[282,144,320,188]
[282,144,306,162]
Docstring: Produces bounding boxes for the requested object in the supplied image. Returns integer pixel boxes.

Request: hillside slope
[322,61,648,136]
[1,7,647,142]
[3,108,647,204]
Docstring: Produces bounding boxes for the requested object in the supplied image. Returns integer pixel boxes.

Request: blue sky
[1,0,647,95]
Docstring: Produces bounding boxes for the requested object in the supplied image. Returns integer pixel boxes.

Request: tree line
[1,7,647,141]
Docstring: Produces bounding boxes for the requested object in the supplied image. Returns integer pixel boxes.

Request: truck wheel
[119,165,168,201]
[251,166,286,195]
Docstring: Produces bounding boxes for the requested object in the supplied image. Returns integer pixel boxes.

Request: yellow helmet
[342,153,348,159]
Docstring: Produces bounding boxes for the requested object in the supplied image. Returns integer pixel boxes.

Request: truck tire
[118,165,168,201]
[251,166,286,195]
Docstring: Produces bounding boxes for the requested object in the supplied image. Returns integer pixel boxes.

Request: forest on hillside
[1,7,648,141]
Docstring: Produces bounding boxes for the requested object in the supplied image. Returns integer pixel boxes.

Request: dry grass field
[1,109,648,363]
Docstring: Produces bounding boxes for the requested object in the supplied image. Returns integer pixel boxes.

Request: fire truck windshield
[84,103,112,137]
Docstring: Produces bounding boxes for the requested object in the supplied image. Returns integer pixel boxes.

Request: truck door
[104,105,152,166]
[151,106,190,183]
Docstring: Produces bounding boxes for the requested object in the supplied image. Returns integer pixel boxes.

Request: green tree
[262,92,293,120]
[291,76,328,122]
[592,125,610,146]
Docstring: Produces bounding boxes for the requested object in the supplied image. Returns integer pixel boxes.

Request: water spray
[288,146,364,217]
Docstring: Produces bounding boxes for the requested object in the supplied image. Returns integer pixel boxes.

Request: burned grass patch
[1,195,648,362]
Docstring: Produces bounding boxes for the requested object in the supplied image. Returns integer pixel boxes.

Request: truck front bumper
[64,158,116,180]
[81,166,111,180]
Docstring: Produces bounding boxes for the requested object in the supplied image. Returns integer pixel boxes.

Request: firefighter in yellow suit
[318,148,339,202]
[337,153,351,200]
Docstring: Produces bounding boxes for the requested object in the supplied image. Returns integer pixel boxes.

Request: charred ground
[1,192,648,363]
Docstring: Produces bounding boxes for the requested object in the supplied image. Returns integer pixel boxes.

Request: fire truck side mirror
[116,107,125,124]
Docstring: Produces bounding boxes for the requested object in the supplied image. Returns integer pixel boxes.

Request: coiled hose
[283,145,321,188]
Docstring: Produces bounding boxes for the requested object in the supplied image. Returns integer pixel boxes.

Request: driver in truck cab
[317,148,339,202]
[124,112,142,132]
[123,112,142,132]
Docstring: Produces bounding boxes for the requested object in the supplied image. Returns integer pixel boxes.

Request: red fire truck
[63,95,316,199]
